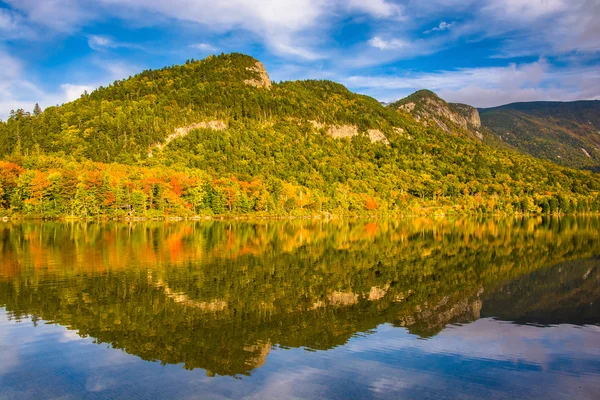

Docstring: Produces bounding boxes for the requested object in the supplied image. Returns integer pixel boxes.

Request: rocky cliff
[390,90,485,141]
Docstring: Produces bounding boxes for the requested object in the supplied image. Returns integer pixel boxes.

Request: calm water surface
[0,218,599,399]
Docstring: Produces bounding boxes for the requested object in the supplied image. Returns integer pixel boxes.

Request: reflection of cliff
[482,257,600,325]
[150,273,228,312]
[395,289,483,338]
[0,218,599,377]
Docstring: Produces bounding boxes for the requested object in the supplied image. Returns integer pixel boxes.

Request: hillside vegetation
[479,101,600,171]
[0,53,599,219]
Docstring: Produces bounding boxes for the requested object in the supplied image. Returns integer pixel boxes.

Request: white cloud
[61,84,94,101]
[368,36,407,50]
[345,0,403,19]
[0,51,22,81]
[362,0,599,65]
[86,35,145,53]
[482,0,568,21]
[95,0,330,59]
[0,8,34,39]
[424,21,453,34]
[0,0,598,117]
[344,59,600,107]
[87,35,115,50]
[4,0,95,33]
[3,0,401,59]
[190,43,217,52]
[434,21,452,31]
[102,61,139,80]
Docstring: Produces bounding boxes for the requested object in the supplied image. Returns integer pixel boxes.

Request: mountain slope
[479,101,600,171]
[0,53,401,163]
[387,90,500,146]
[0,54,599,219]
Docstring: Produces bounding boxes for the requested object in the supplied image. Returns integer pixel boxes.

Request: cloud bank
[0,0,598,117]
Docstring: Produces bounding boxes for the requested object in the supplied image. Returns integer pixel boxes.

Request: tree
[33,103,42,116]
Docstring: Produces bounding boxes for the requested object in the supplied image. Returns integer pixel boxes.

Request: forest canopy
[0,53,599,219]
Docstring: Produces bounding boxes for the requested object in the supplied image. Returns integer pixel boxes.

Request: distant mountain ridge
[479,100,600,171]
[389,90,600,171]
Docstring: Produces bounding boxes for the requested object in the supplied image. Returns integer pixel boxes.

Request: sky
[0,0,599,120]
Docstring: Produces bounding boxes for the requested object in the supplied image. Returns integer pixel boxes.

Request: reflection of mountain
[482,257,600,326]
[0,218,599,376]
[394,291,483,338]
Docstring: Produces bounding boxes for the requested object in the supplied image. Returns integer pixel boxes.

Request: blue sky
[0,0,599,119]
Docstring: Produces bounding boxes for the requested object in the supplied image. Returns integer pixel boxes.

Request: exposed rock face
[450,103,482,128]
[244,61,272,89]
[582,148,592,158]
[392,91,483,140]
[149,120,227,157]
[173,121,227,138]
[328,124,359,139]
[326,124,389,144]
[413,96,477,131]
[398,102,416,113]
[368,129,390,144]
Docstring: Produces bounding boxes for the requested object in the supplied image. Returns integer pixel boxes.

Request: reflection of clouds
[85,375,117,393]
[423,319,600,369]
[1,308,599,400]
[58,328,84,343]
[346,319,600,369]
[0,319,20,375]
[245,366,326,400]
[371,377,415,393]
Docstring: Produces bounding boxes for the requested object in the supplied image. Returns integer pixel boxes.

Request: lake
[0,218,599,399]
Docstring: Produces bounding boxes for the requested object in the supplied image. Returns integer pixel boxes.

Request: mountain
[0,53,599,219]
[387,90,499,145]
[0,53,400,163]
[479,101,600,171]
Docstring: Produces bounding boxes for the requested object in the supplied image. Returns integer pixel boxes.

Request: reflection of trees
[0,217,599,376]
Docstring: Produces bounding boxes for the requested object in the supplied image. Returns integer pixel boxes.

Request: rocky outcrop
[391,90,483,140]
[450,103,481,128]
[328,124,359,139]
[173,121,227,137]
[326,124,389,144]
[244,61,272,89]
[415,96,477,131]
[368,129,390,144]
[582,148,592,158]
[148,120,227,157]
[398,102,416,113]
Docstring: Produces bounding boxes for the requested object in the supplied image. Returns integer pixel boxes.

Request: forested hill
[0,53,403,163]
[479,101,600,171]
[0,53,599,219]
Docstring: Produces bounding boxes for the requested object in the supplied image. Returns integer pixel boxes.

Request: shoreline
[2,211,599,223]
